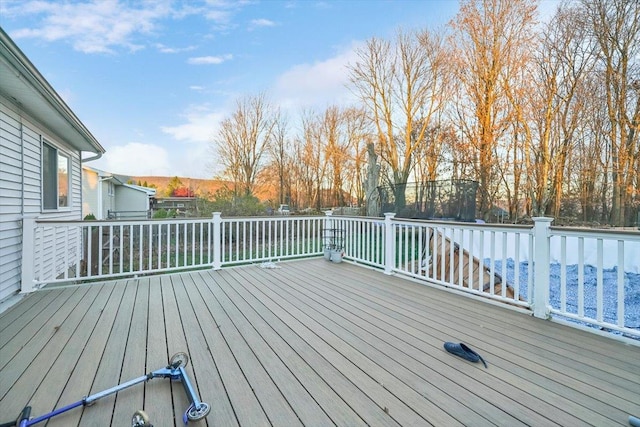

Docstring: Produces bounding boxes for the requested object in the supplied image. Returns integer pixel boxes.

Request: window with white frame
[42,141,70,210]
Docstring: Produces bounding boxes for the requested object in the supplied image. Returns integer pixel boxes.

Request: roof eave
[0,27,105,156]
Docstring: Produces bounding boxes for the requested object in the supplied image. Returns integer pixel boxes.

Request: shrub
[153,209,168,219]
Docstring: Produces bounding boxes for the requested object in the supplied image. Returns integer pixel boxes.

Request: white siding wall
[103,180,115,218]
[115,186,148,212]
[0,102,23,301]
[82,168,99,219]
[0,99,83,300]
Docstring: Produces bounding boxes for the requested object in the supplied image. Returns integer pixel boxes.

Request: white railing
[217,214,324,266]
[21,214,325,289]
[325,213,386,269]
[21,213,639,339]
[22,217,216,285]
[389,216,533,308]
[546,226,640,337]
[328,212,533,306]
[326,213,639,339]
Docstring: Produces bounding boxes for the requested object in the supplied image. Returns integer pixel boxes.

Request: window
[42,141,70,210]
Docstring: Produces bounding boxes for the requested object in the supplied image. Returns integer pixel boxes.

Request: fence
[326,213,639,339]
[21,213,639,339]
[107,210,151,219]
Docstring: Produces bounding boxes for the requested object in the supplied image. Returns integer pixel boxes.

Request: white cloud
[4,0,248,54]
[8,1,171,53]
[156,43,196,54]
[188,54,233,65]
[249,18,276,30]
[161,106,224,142]
[157,105,229,177]
[273,42,362,110]
[313,2,332,10]
[100,142,171,176]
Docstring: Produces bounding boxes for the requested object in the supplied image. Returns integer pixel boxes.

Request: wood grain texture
[1,259,637,426]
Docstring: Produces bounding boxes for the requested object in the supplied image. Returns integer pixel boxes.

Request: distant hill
[129,176,276,201]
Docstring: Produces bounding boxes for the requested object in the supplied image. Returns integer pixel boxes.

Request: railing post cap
[324,210,333,216]
[212,212,222,218]
[383,212,396,218]
[532,217,554,223]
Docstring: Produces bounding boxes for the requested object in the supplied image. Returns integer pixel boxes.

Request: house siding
[0,101,24,301]
[0,99,83,301]
[103,180,115,218]
[115,186,149,213]
[82,167,99,219]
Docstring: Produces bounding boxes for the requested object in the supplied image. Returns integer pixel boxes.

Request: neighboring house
[0,28,105,302]
[153,197,198,217]
[82,166,155,220]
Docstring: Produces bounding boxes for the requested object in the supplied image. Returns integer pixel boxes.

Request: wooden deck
[1,258,638,426]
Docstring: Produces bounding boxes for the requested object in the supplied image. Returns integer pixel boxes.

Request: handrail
[21,214,639,340]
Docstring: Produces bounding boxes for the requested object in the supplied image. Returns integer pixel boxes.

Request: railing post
[324,209,333,229]
[323,210,333,257]
[383,212,396,275]
[21,215,37,293]
[532,217,553,318]
[212,212,222,270]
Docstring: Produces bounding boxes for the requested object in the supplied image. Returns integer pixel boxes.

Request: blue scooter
[1,352,210,426]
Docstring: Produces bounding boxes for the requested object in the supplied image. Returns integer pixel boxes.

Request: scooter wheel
[187,402,211,421]
[131,409,152,426]
[169,352,189,368]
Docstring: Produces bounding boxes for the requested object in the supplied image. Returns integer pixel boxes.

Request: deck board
[242,263,571,426]
[112,279,148,425]
[210,270,329,426]
[230,266,474,426]
[174,272,240,427]
[46,282,125,427]
[241,265,527,426]
[0,288,49,334]
[211,271,369,427]
[1,258,638,426]
[143,277,174,425]
[161,275,192,426]
[190,271,272,426]
[81,280,137,425]
[27,282,115,419]
[307,263,638,422]
[274,262,620,425]
[215,270,397,426]
[1,286,94,409]
[207,273,305,426]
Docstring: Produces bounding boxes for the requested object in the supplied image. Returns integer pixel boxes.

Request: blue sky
[1,0,554,179]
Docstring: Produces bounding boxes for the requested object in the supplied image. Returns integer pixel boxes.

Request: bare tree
[267,109,291,206]
[450,0,537,219]
[343,108,369,207]
[214,93,275,196]
[575,80,609,222]
[298,110,328,209]
[528,4,596,218]
[321,106,346,206]
[348,28,448,209]
[582,0,640,226]
[317,106,368,207]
